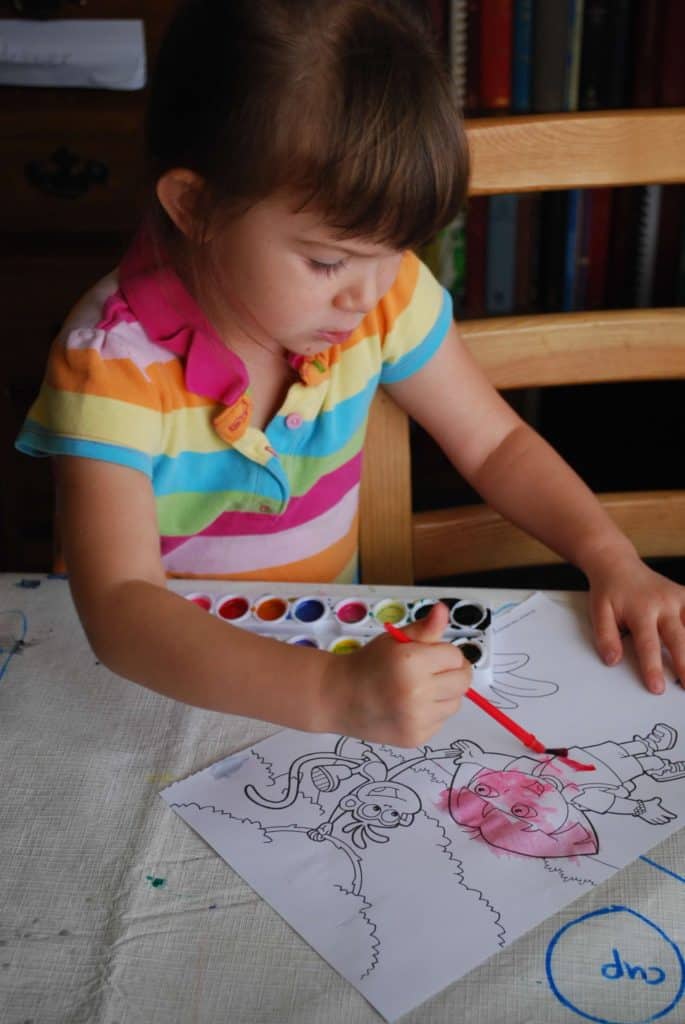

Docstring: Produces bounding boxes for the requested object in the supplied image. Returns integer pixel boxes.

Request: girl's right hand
[322,603,471,747]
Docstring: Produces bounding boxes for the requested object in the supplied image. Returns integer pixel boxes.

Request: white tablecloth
[1,574,683,1023]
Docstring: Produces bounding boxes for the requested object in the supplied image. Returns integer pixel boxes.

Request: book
[464,195,488,318]
[479,0,513,112]
[605,0,634,109]
[514,192,541,313]
[564,0,585,112]
[631,0,663,108]
[533,1,572,113]
[485,193,518,314]
[538,191,568,312]
[464,0,481,114]
[562,189,583,311]
[652,186,685,307]
[659,0,685,107]
[605,187,642,309]
[426,0,449,49]
[635,185,662,309]
[438,211,467,316]
[511,0,534,114]
[578,0,608,110]
[584,187,613,310]
[449,0,468,108]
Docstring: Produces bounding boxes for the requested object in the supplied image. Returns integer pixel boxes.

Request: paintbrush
[384,621,594,772]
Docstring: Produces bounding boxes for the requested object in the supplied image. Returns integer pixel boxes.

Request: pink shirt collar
[119,227,250,411]
[118,227,333,442]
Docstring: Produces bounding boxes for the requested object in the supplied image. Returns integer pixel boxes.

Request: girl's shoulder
[47,270,183,408]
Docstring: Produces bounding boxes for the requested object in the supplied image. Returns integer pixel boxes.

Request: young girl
[17,0,684,749]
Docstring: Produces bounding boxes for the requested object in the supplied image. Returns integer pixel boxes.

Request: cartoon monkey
[245,736,461,850]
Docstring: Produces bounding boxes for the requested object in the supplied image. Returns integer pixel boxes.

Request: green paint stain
[146,875,166,889]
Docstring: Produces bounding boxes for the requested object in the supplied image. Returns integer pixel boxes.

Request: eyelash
[308,258,348,277]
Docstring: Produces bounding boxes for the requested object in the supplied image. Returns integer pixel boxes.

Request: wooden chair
[359,110,685,585]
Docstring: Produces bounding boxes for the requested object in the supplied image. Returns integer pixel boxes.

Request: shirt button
[285,412,303,430]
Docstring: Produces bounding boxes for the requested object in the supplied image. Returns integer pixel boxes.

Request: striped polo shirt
[17,233,452,582]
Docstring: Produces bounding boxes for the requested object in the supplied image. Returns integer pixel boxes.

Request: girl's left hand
[587,551,685,693]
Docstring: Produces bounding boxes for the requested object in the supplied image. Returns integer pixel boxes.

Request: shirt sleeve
[15,326,165,478]
[378,250,453,384]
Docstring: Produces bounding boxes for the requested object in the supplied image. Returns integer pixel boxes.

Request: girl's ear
[156,169,205,238]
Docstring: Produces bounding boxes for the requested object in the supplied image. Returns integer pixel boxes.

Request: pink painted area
[448,769,598,858]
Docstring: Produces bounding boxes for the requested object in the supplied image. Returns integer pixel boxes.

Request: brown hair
[145,0,469,251]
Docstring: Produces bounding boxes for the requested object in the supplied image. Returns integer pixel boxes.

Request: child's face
[205,193,404,358]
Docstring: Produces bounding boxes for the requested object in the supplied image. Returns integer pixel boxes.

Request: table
[1,573,683,1024]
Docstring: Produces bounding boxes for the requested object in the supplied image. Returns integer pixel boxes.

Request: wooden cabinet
[1,4,171,570]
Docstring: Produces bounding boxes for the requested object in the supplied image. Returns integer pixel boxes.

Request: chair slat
[466,110,685,194]
[460,309,685,389]
[413,491,685,580]
[359,388,413,585]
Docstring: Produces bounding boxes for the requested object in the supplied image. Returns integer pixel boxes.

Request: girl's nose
[334,272,378,315]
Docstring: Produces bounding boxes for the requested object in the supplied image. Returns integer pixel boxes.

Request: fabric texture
[17,233,452,582]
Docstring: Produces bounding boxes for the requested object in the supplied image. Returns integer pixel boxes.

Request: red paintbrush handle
[464,689,546,753]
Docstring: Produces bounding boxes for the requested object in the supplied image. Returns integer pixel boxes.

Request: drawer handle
[25,146,109,199]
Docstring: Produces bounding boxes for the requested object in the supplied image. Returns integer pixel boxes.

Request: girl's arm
[385,322,685,692]
[54,456,470,745]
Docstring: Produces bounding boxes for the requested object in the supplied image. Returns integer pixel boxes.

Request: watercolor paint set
[184,591,493,683]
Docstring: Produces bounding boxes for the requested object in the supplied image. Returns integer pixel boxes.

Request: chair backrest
[360,110,685,585]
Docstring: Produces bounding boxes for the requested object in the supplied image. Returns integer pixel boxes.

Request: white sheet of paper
[0,20,146,90]
[161,593,685,1021]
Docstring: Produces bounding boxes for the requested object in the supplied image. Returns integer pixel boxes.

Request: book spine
[635,185,662,308]
[533,1,571,112]
[438,211,467,303]
[659,0,685,106]
[605,187,641,308]
[578,0,609,110]
[605,0,634,108]
[426,0,448,49]
[574,188,593,310]
[465,0,482,114]
[465,195,488,318]
[562,189,582,311]
[538,191,568,312]
[564,0,585,112]
[449,0,468,108]
[514,192,541,313]
[631,0,663,108]
[585,187,612,309]
[486,194,518,315]
[511,0,533,113]
[480,0,513,111]
[652,185,685,307]
[676,227,685,306]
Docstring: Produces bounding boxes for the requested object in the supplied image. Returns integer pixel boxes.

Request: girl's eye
[308,258,347,277]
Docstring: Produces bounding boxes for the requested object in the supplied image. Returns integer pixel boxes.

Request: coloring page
[161,593,685,1021]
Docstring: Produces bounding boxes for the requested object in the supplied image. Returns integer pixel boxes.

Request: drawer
[1,116,148,233]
